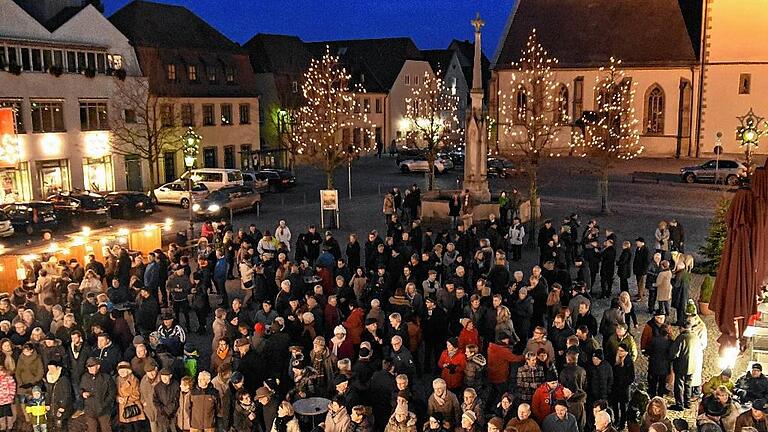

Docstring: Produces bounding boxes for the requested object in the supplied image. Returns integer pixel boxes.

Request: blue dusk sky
[104,0,515,54]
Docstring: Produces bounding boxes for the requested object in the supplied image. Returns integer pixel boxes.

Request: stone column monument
[462,13,491,203]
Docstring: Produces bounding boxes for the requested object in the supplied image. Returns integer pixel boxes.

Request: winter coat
[463,354,487,390]
[438,350,466,390]
[117,372,145,423]
[689,314,708,387]
[646,333,672,377]
[15,351,44,390]
[176,390,192,431]
[633,246,650,276]
[617,249,632,279]
[427,391,461,426]
[733,410,768,432]
[587,361,613,401]
[81,371,115,417]
[190,385,220,429]
[655,270,673,302]
[541,412,579,432]
[46,369,73,420]
[93,342,121,375]
[270,415,301,432]
[153,380,179,420]
[0,372,15,406]
[140,372,160,422]
[384,412,418,432]
[324,408,351,432]
[669,329,696,375]
[640,398,673,432]
[135,296,160,334]
[611,359,635,402]
[532,383,566,422]
[487,342,524,384]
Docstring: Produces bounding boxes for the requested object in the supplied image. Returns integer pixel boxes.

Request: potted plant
[84,68,96,78]
[114,68,127,80]
[699,275,715,315]
[8,63,21,75]
[49,65,63,77]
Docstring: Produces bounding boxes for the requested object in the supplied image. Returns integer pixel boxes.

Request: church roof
[493,0,698,69]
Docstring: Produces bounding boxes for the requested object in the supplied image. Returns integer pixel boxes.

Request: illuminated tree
[497,29,568,243]
[403,71,459,190]
[110,78,183,191]
[570,57,643,213]
[292,49,372,189]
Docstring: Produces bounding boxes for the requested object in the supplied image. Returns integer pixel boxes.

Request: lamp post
[182,127,201,240]
[736,108,764,180]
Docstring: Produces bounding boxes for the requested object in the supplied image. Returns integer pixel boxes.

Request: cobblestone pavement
[168,155,733,425]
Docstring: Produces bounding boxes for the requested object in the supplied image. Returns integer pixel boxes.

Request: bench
[631,171,662,184]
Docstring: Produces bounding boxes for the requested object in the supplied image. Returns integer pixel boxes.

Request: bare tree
[403,70,459,190]
[109,78,183,191]
[570,57,643,213]
[291,48,372,189]
[497,29,568,243]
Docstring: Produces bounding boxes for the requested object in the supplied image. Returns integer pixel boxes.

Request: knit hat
[365,317,378,326]
[85,357,101,368]
[447,337,459,349]
[592,349,604,361]
[545,370,559,383]
[334,375,349,386]
[117,361,131,370]
[253,322,266,335]
[462,411,477,423]
[132,335,145,346]
[230,372,244,384]
[159,367,173,376]
[144,361,158,373]
[334,325,347,335]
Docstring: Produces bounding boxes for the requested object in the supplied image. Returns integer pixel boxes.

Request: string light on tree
[403,70,460,190]
[570,57,643,213]
[290,48,374,189]
[497,29,568,244]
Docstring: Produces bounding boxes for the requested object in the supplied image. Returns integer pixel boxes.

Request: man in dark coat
[154,368,180,432]
[587,349,613,403]
[736,363,768,403]
[537,220,557,265]
[233,338,264,394]
[305,225,323,264]
[92,333,121,376]
[583,241,601,292]
[422,297,448,374]
[632,238,650,302]
[46,360,74,427]
[80,357,115,432]
[369,359,397,432]
[616,241,632,293]
[575,258,592,294]
[668,320,696,410]
[599,240,616,299]
[135,287,160,337]
[66,330,89,411]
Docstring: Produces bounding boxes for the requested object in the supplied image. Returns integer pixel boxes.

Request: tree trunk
[326,169,334,190]
[599,170,610,214]
[427,152,436,191]
[528,166,539,247]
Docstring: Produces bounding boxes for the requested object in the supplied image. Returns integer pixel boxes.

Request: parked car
[47,191,110,227]
[254,168,296,192]
[680,159,746,185]
[487,157,520,178]
[103,191,156,219]
[192,185,261,219]
[396,148,426,165]
[2,202,58,235]
[0,211,14,237]
[242,171,269,192]
[180,168,244,191]
[398,157,450,174]
[153,181,209,208]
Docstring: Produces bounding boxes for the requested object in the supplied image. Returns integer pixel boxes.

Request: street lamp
[182,127,201,240]
[736,108,764,179]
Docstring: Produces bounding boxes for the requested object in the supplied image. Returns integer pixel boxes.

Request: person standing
[116,362,146,432]
[617,241,632,293]
[632,238,650,301]
[668,320,696,411]
[646,253,662,313]
[81,357,115,432]
[507,217,525,262]
[654,261,673,317]
[668,219,685,253]
[448,192,462,229]
[599,240,616,299]
[611,344,635,430]
[190,371,220,432]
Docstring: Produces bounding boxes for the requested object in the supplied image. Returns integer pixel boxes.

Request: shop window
[0,100,25,133]
[79,101,109,131]
[240,144,252,170]
[38,159,70,197]
[83,156,113,192]
[0,162,32,203]
[31,101,65,133]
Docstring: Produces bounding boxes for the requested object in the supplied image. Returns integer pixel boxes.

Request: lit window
[221,104,233,125]
[514,90,527,124]
[79,101,109,131]
[107,54,123,70]
[557,85,569,124]
[188,65,198,81]
[166,64,176,81]
[644,85,665,135]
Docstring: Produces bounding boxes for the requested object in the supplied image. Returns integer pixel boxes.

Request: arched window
[515,90,527,124]
[644,84,665,134]
[557,85,569,123]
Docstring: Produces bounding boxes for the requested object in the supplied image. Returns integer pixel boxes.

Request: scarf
[331,335,345,357]
[216,345,230,361]
[433,390,446,406]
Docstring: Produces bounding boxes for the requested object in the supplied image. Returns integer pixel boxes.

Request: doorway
[163,151,177,183]
[124,155,143,191]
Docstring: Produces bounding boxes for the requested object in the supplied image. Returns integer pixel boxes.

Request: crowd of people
[0,186,762,432]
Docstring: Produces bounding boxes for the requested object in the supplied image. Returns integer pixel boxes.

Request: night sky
[103,0,514,54]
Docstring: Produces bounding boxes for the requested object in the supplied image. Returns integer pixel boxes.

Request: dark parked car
[2,202,58,235]
[255,168,296,191]
[47,191,110,228]
[192,185,261,219]
[104,191,156,219]
[487,157,520,178]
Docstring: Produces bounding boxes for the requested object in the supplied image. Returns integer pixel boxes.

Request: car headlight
[208,204,221,213]
[192,203,201,212]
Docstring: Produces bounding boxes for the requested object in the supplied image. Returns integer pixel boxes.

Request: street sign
[714,145,723,155]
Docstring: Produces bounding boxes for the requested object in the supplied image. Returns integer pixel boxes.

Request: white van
[180,168,244,191]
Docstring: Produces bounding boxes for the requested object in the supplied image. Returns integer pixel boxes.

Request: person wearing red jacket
[487,333,524,385]
[531,372,567,422]
[438,338,466,391]
[458,319,481,349]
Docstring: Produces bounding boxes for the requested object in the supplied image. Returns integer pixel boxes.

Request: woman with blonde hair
[494,306,517,343]
[618,291,638,330]
[270,400,300,432]
[654,221,670,255]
